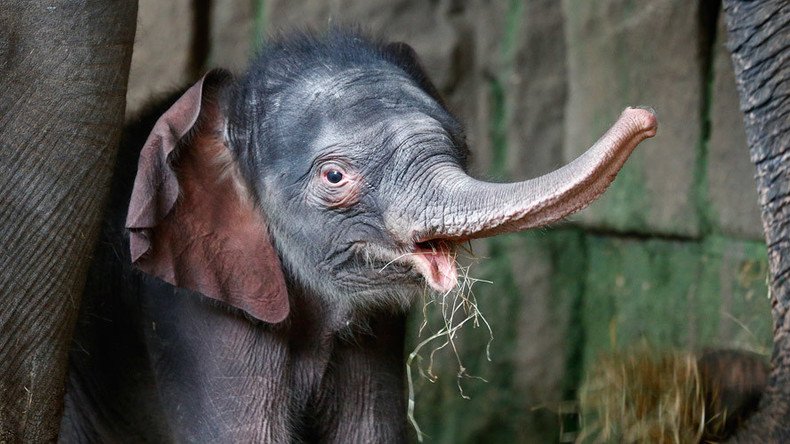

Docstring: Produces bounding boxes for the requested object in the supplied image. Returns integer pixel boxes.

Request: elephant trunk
[416,107,657,243]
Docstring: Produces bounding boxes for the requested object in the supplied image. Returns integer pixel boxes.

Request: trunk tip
[624,106,658,138]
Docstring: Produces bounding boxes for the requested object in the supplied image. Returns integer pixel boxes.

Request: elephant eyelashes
[313,162,361,208]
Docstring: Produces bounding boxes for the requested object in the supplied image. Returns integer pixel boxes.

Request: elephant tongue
[411,242,458,293]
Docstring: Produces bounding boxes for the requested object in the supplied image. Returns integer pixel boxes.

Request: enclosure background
[124,0,771,441]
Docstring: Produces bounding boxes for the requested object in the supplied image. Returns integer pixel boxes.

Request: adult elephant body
[0,1,136,441]
[60,31,656,441]
[724,1,790,441]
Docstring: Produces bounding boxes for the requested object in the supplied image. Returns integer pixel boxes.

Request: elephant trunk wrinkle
[413,107,657,241]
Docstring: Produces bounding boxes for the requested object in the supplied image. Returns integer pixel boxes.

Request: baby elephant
[61,29,656,442]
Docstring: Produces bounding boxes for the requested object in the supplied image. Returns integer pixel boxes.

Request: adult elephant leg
[723,1,790,441]
[0,1,137,441]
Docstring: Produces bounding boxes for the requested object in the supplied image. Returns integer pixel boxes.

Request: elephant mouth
[405,239,458,293]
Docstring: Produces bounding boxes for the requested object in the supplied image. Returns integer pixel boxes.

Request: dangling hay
[404,243,494,442]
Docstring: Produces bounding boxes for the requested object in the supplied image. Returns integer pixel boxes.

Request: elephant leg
[141,288,294,442]
[723,0,790,441]
[0,1,136,441]
[313,314,409,443]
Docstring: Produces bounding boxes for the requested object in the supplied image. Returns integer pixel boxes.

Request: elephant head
[125,31,657,323]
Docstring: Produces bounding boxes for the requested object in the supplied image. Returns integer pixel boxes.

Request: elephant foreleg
[723,0,790,441]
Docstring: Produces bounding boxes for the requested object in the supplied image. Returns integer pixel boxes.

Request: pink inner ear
[145,132,289,323]
[126,70,289,324]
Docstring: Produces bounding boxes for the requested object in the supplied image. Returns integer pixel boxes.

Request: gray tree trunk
[0,1,137,441]
[723,0,790,441]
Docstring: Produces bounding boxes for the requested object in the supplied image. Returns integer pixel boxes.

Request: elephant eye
[320,163,349,186]
[314,162,359,208]
[326,170,343,184]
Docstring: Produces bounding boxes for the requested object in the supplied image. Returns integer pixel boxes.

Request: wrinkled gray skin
[724,1,790,442]
[0,1,136,441]
[60,32,655,442]
[231,52,469,312]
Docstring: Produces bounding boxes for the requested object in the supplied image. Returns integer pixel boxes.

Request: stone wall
[125,0,770,441]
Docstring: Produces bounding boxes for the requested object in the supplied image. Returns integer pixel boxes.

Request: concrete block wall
[124,1,771,441]
[125,0,193,114]
[708,13,764,239]
[564,0,704,236]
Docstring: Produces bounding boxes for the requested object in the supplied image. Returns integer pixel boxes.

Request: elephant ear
[125,69,289,324]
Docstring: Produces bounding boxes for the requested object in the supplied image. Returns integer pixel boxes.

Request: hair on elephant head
[126,29,656,324]
[62,28,656,442]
